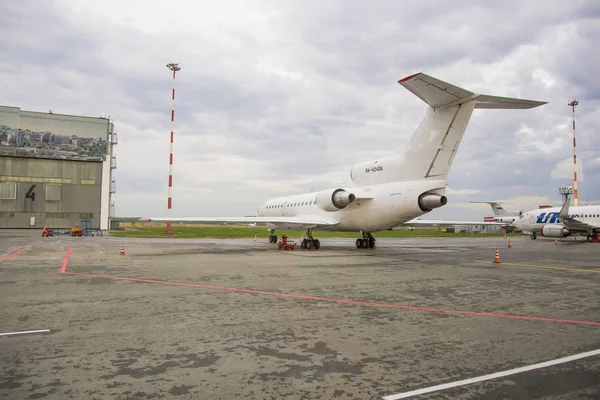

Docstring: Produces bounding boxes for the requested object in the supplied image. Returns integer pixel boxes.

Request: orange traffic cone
[120,245,125,256]
[508,239,512,248]
[493,248,501,263]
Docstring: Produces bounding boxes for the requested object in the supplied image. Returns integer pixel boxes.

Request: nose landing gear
[268,229,278,243]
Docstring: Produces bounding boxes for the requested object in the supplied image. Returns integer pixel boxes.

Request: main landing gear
[586,234,599,243]
[268,229,377,250]
[356,232,376,249]
[268,229,321,249]
[300,228,320,250]
[531,234,537,240]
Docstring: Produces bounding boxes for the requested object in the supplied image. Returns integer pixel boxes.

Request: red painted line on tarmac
[0,246,27,263]
[62,271,600,327]
[60,248,72,273]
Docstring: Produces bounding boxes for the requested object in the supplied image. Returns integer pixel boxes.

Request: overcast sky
[1,0,599,221]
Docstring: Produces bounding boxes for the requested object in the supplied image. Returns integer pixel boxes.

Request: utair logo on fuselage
[536,212,562,224]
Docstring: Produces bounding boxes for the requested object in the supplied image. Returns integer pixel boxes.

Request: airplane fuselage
[514,205,600,235]
[257,179,447,232]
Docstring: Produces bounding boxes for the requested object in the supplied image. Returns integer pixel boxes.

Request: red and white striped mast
[568,99,579,207]
[166,62,181,235]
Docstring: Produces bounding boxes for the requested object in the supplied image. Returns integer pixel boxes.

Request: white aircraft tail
[470,201,520,217]
[350,73,547,186]
[397,73,546,181]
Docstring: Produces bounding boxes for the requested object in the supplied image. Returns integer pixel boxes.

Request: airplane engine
[418,193,447,212]
[316,188,356,212]
[540,224,571,238]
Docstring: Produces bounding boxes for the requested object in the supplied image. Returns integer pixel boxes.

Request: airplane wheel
[587,235,593,242]
[301,240,307,249]
[530,234,537,240]
[313,239,320,250]
[368,239,375,249]
[307,239,313,249]
[356,239,362,248]
[361,238,368,248]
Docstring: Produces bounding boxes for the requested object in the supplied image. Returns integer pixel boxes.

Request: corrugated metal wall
[0,157,103,229]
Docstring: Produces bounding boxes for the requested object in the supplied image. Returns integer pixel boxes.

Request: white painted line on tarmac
[0,329,51,337]
[382,348,600,400]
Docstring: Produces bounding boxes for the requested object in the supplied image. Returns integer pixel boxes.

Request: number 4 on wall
[26,184,36,201]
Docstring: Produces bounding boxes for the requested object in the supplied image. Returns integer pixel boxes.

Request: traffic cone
[554,239,558,245]
[493,248,501,263]
[120,245,125,256]
[508,239,512,248]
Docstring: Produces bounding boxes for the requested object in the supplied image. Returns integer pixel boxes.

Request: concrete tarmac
[1,234,599,399]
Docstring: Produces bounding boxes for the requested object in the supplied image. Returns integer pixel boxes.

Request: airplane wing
[557,198,596,234]
[403,218,507,227]
[145,214,340,229]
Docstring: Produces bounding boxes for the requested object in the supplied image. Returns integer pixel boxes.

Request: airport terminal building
[0,106,117,230]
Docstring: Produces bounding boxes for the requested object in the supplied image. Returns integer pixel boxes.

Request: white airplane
[148,72,546,250]
[512,198,600,241]
[471,201,522,224]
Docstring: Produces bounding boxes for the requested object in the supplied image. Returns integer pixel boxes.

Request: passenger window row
[266,200,316,209]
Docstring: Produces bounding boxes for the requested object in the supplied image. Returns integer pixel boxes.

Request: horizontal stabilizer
[398,73,547,110]
[470,200,521,217]
[474,94,547,109]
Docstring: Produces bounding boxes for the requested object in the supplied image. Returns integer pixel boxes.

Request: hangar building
[0,105,117,230]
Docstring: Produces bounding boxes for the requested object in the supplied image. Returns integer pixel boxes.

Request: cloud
[550,157,585,182]
[1,0,599,221]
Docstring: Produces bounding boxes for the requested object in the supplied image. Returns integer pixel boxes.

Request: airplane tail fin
[397,73,547,180]
[470,201,519,217]
[349,73,547,186]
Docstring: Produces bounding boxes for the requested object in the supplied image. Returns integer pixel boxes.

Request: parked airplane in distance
[471,201,522,224]
[512,198,600,241]
[148,72,546,250]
